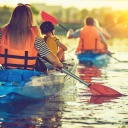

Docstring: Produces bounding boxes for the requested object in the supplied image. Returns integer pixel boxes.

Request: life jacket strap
[0,49,36,69]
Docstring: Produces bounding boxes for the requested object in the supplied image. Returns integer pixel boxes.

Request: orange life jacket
[0,27,38,69]
[77,26,105,53]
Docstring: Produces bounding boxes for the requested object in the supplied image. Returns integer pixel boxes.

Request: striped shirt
[34,37,51,57]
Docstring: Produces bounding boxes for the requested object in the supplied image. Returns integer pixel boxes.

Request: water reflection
[77,63,105,94]
[88,95,122,104]
[77,63,101,83]
[79,95,121,104]
[1,37,128,127]
[0,97,65,128]
[77,63,122,104]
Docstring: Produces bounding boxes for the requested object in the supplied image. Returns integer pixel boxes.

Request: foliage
[31,6,39,15]
[0,6,13,27]
[0,5,39,27]
[52,7,128,37]
[0,5,128,37]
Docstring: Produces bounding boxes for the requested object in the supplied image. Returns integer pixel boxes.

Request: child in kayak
[40,21,67,62]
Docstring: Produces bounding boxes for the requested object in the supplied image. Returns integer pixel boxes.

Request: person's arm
[98,31,106,43]
[101,28,111,39]
[34,37,63,68]
[66,29,81,39]
[98,31,108,52]
[94,19,111,39]
[55,38,67,51]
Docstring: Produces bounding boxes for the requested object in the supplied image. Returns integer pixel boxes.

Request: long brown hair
[3,3,39,49]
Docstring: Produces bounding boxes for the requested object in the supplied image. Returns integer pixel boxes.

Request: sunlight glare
[0,0,128,10]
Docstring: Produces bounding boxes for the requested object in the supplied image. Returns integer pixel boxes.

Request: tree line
[0,5,128,37]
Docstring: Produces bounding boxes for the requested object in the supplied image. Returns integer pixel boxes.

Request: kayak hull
[77,52,110,67]
[0,55,77,103]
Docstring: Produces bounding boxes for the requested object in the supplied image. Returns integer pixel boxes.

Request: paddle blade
[89,83,122,96]
[41,11,58,25]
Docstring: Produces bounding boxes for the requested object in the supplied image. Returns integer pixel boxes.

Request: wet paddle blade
[89,83,122,96]
[61,68,122,96]
[41,11,58,25]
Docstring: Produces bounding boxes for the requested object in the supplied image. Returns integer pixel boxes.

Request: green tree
[79,9,89,22]
[0,6,13,27]
[31,6,39,15]
[52,10,63,22]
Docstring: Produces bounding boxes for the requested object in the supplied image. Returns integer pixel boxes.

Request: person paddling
[66,17,108,54]
[0,3,63,72]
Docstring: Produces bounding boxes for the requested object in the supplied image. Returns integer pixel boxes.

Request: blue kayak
[77,52,110,67]
[0,55,77,103]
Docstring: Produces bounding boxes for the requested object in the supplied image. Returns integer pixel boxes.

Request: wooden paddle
[41,11,68,31]
[61,68,122,96]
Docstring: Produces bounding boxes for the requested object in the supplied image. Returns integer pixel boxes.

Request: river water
[0,37,128,128]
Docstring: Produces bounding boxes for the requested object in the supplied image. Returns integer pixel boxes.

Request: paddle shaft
[38,56,122,96]
[61,68,90,86]
[41,11,69,31]
[38,55,90,86]
[58,24,69,31]
[107,53,128,62]
[107,53,121,62]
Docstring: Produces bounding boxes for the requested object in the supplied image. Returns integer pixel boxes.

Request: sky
[1,0,128,10]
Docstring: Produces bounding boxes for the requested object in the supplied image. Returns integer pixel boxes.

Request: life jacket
[45,36,58,55]
[77,26,105,53]
[0,27,38,69]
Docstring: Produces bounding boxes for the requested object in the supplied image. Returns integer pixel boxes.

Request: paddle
[37,55,122,96]
[41,11,128,63]
[41,11,127,34]
[41,11,68,31]
[107,53,128,62]
[41,11,124,32]
[61,68,122,96]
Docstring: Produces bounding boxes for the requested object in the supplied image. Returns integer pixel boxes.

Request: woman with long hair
[0,3,63,71]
